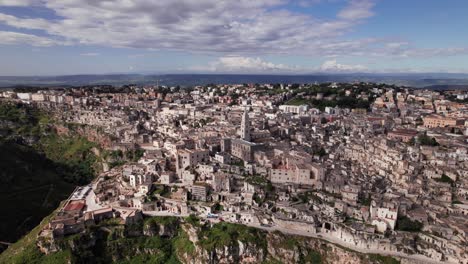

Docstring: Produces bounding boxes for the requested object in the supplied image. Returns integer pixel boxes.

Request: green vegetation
[297,191,323,204]
[173,230,195,255]
[368,254,401,264]
[213,202,224,212]
[418,134,439,146]
[244,175,275,204]
[36,135,97,185]
[104,149,142,168]
[269,232,324,264]
[303,250,323,263]
[125,149,145,162]
[144,216,179,227]
[279,83,376,111]
[283,96,371,110]
[262,258,284,264]
[433,174,454,184]
[396,216,423,232]
[231,159,245,167]
[0,102,48,137]
[185,214,201,227]
[152,184,171,198]
[359,195,372,206]
[2,213,409,264]
[309,97,371,111]
[198,222,267,252]
[1,216,184,264]
[0,208,72,264]
[0,141,77,244]
[314,147,327,157]
[285,98,309,105]
[0,102,100,246]
[245,174,269,186]
[278,236,299,249]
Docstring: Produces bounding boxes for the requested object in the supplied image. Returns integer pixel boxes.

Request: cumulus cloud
[397,47,468,58]
[319,59,367,72]
[193,56,370,73]
[338,0,375,20]
[0,0,40,6]
[0,0,466,61]
[0,31,62,46]
[80,52,99,56]
[219,57,293,71]
[373,42,468,58]
[0,0,376,55]
[193,56,298,73]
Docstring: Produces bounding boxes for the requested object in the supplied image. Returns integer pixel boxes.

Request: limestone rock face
[177,224,265,264]
[36,218,404,264]
[55,124,113,148]
[67,232,97,252]
[158,223,177,237]
[197,242,265,264]
[143,218,179,238]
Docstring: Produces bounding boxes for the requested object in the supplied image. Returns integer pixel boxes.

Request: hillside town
[1,82,468,263]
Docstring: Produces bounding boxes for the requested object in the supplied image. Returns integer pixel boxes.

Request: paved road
[249,224,442,264]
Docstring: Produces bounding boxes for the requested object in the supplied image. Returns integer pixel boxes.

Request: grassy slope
[0,208,72,264]
[0,142,75,244]
[0,102,98,245]
[1,214,401,264]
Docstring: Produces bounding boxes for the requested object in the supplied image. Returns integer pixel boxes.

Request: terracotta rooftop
[64,200,85,212]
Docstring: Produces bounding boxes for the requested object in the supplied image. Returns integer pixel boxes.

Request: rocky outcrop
[267,231,367,264]
[143,217,179,238]
[54,124,113,148]
[34,216,402,264]
[180,241,266,264]
[177,224,401,264]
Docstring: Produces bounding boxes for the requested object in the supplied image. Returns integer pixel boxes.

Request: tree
[418,133,439,146]
[396,216,423,232]
[314,147,326,157]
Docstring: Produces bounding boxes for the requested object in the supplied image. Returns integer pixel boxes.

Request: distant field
[1,73,468,88]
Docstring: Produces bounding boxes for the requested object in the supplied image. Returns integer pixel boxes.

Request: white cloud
[193,56,298,73]
[218,56,294,71]
[0,0,376,55]
[80,52,99,56]
[337,0,375,20]
[0,0,466,61]
[0,31,62,46]
[0,0,40,6]
[319,59,367,72]
[193,56,370,73]
[385,42,409,49]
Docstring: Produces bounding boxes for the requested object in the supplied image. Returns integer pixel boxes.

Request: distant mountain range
[1,73,468,89]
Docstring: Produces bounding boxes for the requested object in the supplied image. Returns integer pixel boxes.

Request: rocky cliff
[4,215,402,264]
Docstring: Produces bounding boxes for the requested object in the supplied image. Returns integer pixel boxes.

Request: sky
[0,0,467,76]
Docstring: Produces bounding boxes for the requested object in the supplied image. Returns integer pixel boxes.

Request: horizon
[0,0,468,75]
[3,72,468,78]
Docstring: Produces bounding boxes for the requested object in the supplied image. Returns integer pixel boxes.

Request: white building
[279,104,308,115]
[370,202,398,233]
[270,163,324,186]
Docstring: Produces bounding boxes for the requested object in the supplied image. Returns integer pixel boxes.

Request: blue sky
[0,0,467,75]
